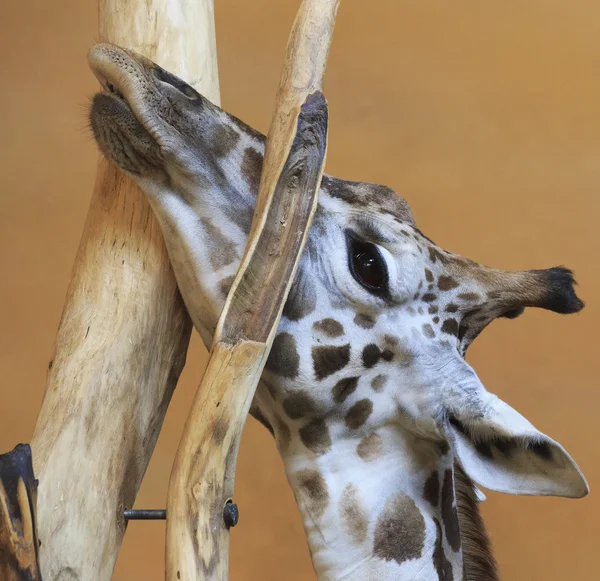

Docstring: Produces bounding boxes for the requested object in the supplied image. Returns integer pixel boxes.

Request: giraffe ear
[440,364,589,499]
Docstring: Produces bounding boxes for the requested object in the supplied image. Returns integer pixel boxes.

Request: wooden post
[165,2,340,580]
[30,2,220,581]
[0,445,42,581]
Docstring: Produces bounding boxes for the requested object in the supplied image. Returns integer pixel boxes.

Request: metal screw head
[223,501,239,528]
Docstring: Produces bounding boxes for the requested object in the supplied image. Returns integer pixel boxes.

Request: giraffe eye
[347,236,388,294]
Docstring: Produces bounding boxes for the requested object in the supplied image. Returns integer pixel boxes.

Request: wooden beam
[165,1,340,580]
[30,2,220,580]
[0,445,42,581]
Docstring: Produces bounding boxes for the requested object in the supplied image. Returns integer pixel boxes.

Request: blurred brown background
[1,1,598,579]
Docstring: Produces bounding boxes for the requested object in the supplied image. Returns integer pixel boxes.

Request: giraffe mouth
[88,44,174,174]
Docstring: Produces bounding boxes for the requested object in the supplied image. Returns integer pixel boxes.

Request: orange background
[1,1,598,579]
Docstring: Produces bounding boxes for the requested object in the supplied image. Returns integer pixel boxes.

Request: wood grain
[166,2,339,580]
[29,2,220,581]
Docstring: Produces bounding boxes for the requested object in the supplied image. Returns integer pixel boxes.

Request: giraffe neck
[273,420,465,581]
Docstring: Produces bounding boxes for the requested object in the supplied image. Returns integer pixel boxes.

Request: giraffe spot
[313,318,345,338]
[201,218,239,270]
[429,247,449,265]
[433,518,454,581]
[428,305,439,314]
[283,390,317,419]
[422,324,436,339]
[373,492,425,565]
[312,344,351,380]
[423,471,440,507]
[345,399,373,429]
[422,293,438,303]
[371,374,387,392]
[241,147,263,194]
[357,433,383,461]
[219,275,235,298]
[362,344,394,368]
[299,418,332,455]
[266,333,300,378]
[438,276,460,291]
[441,319,459,336]
[425,268,434,282]
[210,123,240,158]
[445,304,459,313]
[340,484,369,545]
[458,292,481,303]
[332,377,359,404]
[283,270,317,321]
[274,415,291,453]
[354,313,377,329]
[442,469,461,552]
[296,469,329,519]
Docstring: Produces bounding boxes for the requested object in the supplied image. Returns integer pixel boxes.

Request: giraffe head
[89,43,588,579]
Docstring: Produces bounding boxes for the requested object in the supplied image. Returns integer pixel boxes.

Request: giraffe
[88,44,589,581]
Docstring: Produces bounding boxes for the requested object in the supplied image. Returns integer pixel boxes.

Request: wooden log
[0,445,42,581]
[30,2,220,581]
[165,1,339,580]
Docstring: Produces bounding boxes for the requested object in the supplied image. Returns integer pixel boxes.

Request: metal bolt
[123,509,166,521]
[223,501,239,528]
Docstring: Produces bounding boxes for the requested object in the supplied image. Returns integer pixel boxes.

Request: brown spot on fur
[219,275,235,298]
[373,492,425,564]
[438,276,460,291]
[283,390,317,419]
[433,518,454,581]
[354,313,377,329]
[210,123,240,157]
[296,469,329,519]
[425,268,434,282]
[441,318,459,336]
[445,303,459,313]
[357,433,383,461]
[201,217,239,270]
[241,147,263,193]
[423,471,440,507]
[422,293,438,303]
[340,484,369,544]
[454,462,499,581]
[266,332,300,378]
[458,292,481,303]
[332,377,359,404]
[371,374,387,392]
[433,316,440,324]
[429,305,439,314]
[312,344,351,380]
[313,318,345,337]
[442,469,461,552]
[299,418,332,455]
[422,323,436,338]
[345,399,373,429]
[362,344,395,368]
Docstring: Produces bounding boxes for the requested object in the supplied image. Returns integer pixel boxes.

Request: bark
[30,2,220,580]
[165,2,340,580]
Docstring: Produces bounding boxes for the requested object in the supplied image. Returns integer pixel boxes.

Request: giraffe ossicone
[88,43,589,581]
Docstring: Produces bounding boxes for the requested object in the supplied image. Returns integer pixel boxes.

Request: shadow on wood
[0,444,42,581]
